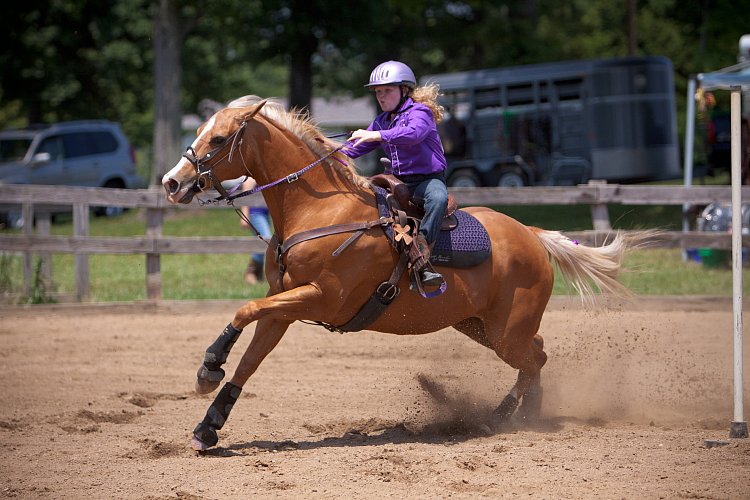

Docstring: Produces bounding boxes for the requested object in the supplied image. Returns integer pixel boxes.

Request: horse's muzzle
[162,175,197,204]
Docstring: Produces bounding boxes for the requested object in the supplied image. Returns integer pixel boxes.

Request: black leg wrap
[518,387,543,422]
[193,382,242,447]
[494,393,519,421]
[204,323,243,371]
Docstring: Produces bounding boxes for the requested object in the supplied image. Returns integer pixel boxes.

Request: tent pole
[682,77,697,261]
[730,86,748,439]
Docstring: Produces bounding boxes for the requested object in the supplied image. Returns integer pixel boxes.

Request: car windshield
[0,138,32,163]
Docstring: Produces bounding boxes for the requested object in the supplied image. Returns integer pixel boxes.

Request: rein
[182,120,347,239]
[224,143,347,203]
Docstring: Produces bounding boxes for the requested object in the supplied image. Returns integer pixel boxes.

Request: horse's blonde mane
[228,95,370,190]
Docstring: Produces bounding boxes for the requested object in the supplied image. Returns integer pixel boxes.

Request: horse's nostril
[167,178,180,195]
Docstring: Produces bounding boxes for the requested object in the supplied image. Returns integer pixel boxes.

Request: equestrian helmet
[366,61,417,88]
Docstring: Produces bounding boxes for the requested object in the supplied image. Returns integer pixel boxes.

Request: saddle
[369,174,458,230]
[369,174,490,268]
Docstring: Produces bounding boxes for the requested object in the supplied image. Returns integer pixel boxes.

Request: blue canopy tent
[684,58,750,438]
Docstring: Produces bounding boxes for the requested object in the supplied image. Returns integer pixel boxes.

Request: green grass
[2,208,271,302]
[1,202,747,303]
[494,204,683,231]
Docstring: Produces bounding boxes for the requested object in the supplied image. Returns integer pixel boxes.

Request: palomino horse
[162,96,635,451]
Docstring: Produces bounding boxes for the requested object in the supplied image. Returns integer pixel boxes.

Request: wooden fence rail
[2,182,749,301]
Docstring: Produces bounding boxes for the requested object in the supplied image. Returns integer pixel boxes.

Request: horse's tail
[531,229,648,307]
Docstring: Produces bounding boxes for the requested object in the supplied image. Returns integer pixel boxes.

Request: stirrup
[420,269,443,287]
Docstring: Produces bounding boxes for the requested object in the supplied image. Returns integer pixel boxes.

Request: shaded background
[0,0,747,183]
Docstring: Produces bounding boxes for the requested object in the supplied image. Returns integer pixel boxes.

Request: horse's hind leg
[516,335,544,421]
[478,280,550,425]
[494,331,547,423]
[454,314,548,424]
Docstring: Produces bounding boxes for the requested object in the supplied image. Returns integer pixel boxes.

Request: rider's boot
[414,234,443,287]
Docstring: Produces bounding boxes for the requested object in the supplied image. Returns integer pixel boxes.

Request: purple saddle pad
[374,187,491,268]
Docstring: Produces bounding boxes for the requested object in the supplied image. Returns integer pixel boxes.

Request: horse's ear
[240,100,267,121]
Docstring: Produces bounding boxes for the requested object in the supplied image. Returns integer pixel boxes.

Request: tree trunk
[626,0,637,56]
[288,35,316,114]
[152,0,182,185]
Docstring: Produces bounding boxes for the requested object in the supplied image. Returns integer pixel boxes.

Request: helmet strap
[395,86,410,113]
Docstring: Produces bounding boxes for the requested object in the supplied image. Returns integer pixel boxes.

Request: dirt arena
[1,296,749,499]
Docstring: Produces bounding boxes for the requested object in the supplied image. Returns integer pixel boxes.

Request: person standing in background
[240,177,271,284]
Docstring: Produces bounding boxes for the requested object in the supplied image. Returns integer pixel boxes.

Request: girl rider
[345,60,449,288]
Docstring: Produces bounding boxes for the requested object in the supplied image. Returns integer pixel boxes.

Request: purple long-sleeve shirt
[344,98,447,177]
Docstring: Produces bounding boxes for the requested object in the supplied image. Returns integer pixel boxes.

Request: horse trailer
[423,56,681,187]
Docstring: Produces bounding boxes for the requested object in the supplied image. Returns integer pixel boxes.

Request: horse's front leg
[192,284,325,451]
[194,283,323,394]
[192,318,291,451]
[194,322,244,394]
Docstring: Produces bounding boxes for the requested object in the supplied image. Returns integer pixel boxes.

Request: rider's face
[373,85,402,112]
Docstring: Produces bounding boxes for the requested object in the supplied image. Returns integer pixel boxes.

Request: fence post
[146,207,163,300]
[22,203,34,297]
[588,180,612,231]
[73,203,90,301]
[36,211,52,288]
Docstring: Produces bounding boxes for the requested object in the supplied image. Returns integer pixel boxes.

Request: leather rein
[180,120,395,266]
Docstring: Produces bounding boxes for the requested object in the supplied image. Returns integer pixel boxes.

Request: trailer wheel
[497,168,526,187]
[447,169,481,188]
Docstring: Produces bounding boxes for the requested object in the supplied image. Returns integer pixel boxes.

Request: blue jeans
[249,208,272,265]
[402,173,448,245]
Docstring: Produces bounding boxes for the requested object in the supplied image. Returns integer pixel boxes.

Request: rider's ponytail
[408,83,445,124]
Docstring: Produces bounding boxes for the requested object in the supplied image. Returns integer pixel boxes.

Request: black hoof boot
[195,324,243,394]
[191,382,242,451]
[192,422,219,450]
[518,387,543,423]
[493,393,519,422]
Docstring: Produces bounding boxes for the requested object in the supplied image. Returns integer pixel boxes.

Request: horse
[161,96,637,451]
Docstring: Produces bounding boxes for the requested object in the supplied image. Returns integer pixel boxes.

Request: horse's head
[162,99,267,204]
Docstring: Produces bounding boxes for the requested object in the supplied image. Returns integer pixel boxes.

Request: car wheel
[94,180,126,217]
[447,169,481,188]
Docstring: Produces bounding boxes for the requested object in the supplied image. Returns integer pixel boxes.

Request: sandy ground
[1,296,749,499]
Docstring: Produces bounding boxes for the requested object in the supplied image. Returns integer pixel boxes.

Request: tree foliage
[1,0,747,153]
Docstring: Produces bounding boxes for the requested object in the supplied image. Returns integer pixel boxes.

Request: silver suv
[0,120,144,226]
[0,120,142,188]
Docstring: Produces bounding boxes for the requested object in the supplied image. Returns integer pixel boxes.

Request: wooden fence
[2,182,750,301]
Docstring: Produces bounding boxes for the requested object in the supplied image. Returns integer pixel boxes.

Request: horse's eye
[209,136,226,145]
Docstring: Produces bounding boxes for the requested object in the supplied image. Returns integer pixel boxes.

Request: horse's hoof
[192,422,218,450]
[194,365,225,394]
[191,436,212,451]
[195,378,221,395]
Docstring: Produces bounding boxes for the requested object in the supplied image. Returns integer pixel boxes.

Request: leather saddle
[369,173,458,230]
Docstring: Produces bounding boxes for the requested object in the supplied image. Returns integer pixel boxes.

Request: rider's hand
[347,129,382,147]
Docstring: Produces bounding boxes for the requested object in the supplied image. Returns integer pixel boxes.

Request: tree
[2,0,748,177]
[152,0,184,184]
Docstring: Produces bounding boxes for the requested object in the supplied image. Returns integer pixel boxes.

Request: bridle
[181,118,348,235]
[182,120,249,201]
